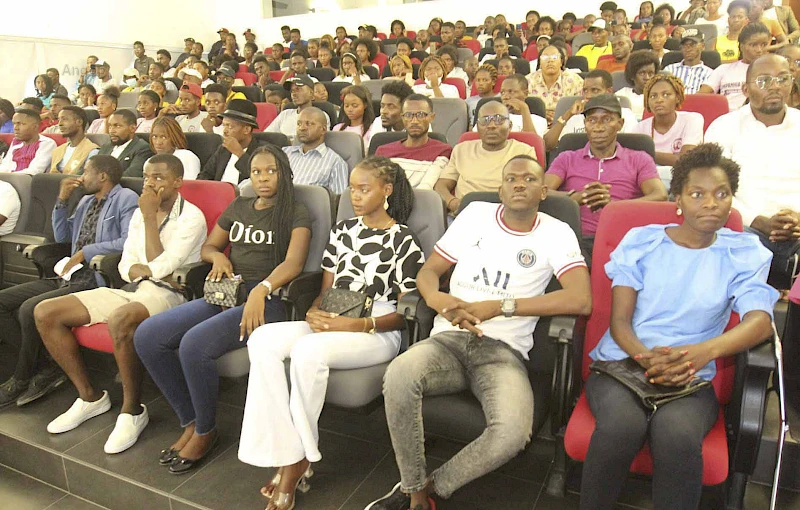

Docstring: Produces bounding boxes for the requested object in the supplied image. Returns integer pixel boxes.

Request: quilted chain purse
[203,275,246,308]
[319,281,373,318]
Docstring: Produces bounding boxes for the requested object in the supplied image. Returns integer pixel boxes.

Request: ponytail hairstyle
[357,156,415,224]
[248,144,296,262]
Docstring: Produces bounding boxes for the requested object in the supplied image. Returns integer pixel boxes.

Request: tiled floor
[0,341,797,510]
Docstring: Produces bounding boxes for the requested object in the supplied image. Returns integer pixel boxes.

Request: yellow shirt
[715,35,740,63]
[226,91,247,103]
[575,43,613,70]
[441,139,538,199]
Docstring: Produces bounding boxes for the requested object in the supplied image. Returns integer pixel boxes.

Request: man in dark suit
[96,110,153,177]
[198,99,268,183]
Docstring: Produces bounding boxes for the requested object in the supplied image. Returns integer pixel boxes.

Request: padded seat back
[255,102,278,132]
[430,98,469,146]
[641,94,728,132]
[367,131,448,155]
[555,133,656,161]
[322,82,351,106]
[118,92,139,109]
[232,86,263,103]
[83,109,100,125]
[322,131,364,172]
[565,56,589,73]
[611,70,627,92]
[119,177,144,195]
[252,132,291,147]
[661,50,721,70]
[362,79,388,100]
[86,134,110,147]
[308,68,335,82]
[572,33,595,52]
[185,132,223,166]
[236,73,258,86]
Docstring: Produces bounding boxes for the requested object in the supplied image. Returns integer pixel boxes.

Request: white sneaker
[103,404,149,454]
[47,391,112,434]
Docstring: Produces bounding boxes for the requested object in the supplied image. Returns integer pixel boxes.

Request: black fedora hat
[219,99,259,129]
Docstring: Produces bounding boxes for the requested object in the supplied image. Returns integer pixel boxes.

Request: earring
[384,197,389,210]
[676,207,682,216]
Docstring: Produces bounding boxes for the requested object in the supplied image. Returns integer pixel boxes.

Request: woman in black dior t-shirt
[134,145,312,474]
[238,157,425,510]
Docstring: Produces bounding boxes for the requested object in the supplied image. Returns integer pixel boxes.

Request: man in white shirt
[663,29,713,94]
[265,75,329,141]
[175,83,205,133]
[201,84,227,135]
[705,54,800,278]
[438,45,470,84]
[0,180,20,236]
[0,110,56,174]
[368,155,591,510]
[35,153,207,454]
[479,36,517,65]
[698,21,771,110]
[544,69,638,150]
[89,60,116,95]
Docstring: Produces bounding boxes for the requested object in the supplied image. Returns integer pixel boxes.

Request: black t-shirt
[217,197,311,283]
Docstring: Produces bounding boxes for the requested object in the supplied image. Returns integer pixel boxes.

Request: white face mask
[125,78,138,88]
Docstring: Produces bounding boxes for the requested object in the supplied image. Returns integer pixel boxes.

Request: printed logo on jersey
[517,249,536,268]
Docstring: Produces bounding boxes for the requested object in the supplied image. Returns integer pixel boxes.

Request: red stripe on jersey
[434,244,458,263]
[495,205,540,236]
[556,261,588,279]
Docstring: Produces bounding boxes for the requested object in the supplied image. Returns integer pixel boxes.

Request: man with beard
[282,107,348,194]
[376,94,452,190]
[96,110,153,177]
[374,80,413,133]
[50,106,99,174]
[705,53,800,278]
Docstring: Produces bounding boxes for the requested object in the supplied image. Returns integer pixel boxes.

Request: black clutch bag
[590,357,711,413]
[319,287,373,318]
[203,276,246,308]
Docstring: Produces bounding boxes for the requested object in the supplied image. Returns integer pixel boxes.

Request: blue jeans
[580,372,719,510]
[746,226,800,281]
[383,330,534,499]
[133,291,286,435]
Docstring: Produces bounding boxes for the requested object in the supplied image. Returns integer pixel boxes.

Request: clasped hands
[428,293,500,337]
[634,344,713,387]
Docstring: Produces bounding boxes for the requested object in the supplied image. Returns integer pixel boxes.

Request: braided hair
[357,156,415,224]
[642,73,686,112]
[476,63,498,83]
[248,144,297,263]
[419,55,448,81]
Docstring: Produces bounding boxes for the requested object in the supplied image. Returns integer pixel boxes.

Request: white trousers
[238,301,401,467]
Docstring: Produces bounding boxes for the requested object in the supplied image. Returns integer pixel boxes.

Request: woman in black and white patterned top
[239,157,424,510]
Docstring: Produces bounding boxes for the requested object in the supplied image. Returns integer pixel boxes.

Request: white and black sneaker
[365,482,410,510]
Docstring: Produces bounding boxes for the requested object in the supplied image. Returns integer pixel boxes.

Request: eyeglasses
[476,114,510,126]
[540,54,561,62]
[782,56,800,67]
[402,111,431,120]
[751,74,793,89]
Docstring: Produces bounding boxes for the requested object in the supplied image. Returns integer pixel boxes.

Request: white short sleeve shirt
[0,181,20,236]
[430,202,586,357]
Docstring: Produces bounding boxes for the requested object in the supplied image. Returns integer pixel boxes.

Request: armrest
[173,262,212,300]
[728,329,778,476]
[397,289,437,344]
[549,315,580,434]
[549,315,577,341]
[89,252,124,288]
[281,271,323,320]
[23,242,72,278]
[1,233,49,252]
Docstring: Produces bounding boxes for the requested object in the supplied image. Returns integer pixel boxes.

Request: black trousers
[0,279,93,380]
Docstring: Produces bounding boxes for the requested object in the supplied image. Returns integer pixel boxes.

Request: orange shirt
[596,59,627,74]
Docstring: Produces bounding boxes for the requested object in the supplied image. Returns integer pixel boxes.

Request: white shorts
[72,280,186,325]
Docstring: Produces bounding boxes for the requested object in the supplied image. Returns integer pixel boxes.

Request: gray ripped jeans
[382,330,534,498]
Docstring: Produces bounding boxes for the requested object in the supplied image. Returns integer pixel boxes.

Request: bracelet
[447,197,459,210]
[362,318,369,333]
[369,316,377,334]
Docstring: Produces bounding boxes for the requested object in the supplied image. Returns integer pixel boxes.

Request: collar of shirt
[164,192,185,223]
[584,141,620,161]
[743,104,796,131]
[111,138,133,158]
[287,142,328,157]
[532,70,566,91]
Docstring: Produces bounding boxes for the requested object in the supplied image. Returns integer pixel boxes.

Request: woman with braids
[146,117,201,179]
[87,86,120,134]
[467,64,499,126]
[413,55,460,98]
[134,144,312,475]
[634,73,703,189]
[239,156,424,510]
[333,52,371,84]
[580,143,778,509]
[135,90,162,134]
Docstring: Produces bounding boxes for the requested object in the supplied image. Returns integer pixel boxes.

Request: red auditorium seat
[377,32,387,40]
[72,180,237,353]
[269,70,285,82]
[470,74,506,96]
[414,78,467,99]
[458,131,545,167]
[254,102,278,132]
[42,133,66,146]
[559,201,745,492]
[524,44,539,61]
[462,39,481,55]
[0,134,14,146]
[236,72,258,86]
[238,64,249,73]
[641,94,729,132]
[373,53,388,74]
[406,30,417,40]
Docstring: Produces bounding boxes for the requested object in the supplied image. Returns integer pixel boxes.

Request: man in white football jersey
[367,155,592,510]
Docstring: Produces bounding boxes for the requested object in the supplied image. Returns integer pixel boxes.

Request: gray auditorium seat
[322,131,363,172]
[431,98,469,146]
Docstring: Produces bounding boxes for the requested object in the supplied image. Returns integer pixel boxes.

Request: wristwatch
[260,280,273,294]
[501,298,516,318]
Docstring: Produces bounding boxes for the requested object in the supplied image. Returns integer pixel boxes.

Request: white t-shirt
[332,74,371,83]
[147,149,201,180]
[431,202,586,357]
[615,88,645,120]
[0,181,20,236]
[705,105,800,226]
[633,112,705,154]
[702,60,748,111]
[472,112,548,136]
[412,83,460,99]
[176,113,206,133]
[696,14,729,35]
[561,107,639,137]
[447,67,470,84]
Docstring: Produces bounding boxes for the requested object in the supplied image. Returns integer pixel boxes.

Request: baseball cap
[216,65,236,78]
[177,68,203,81]
[243,29,254,37]
[584,94,621,115]
[180,82,203,99]
[590,19,610,31]
[217,28,229,34]
[680,28,704,44]
[122,68,140,79]
[283,74,315,91]
[184,37,196,43]
[92,60,110,68]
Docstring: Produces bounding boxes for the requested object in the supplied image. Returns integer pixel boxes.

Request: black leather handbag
[319,287,373,318]
[590,357,711,415]
[203,277,246,308]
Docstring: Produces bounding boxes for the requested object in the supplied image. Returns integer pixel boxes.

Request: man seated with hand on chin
[34,154,207,455]
[367,155,591,510]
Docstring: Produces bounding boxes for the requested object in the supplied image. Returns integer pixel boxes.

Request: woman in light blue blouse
[580,144,779,510]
